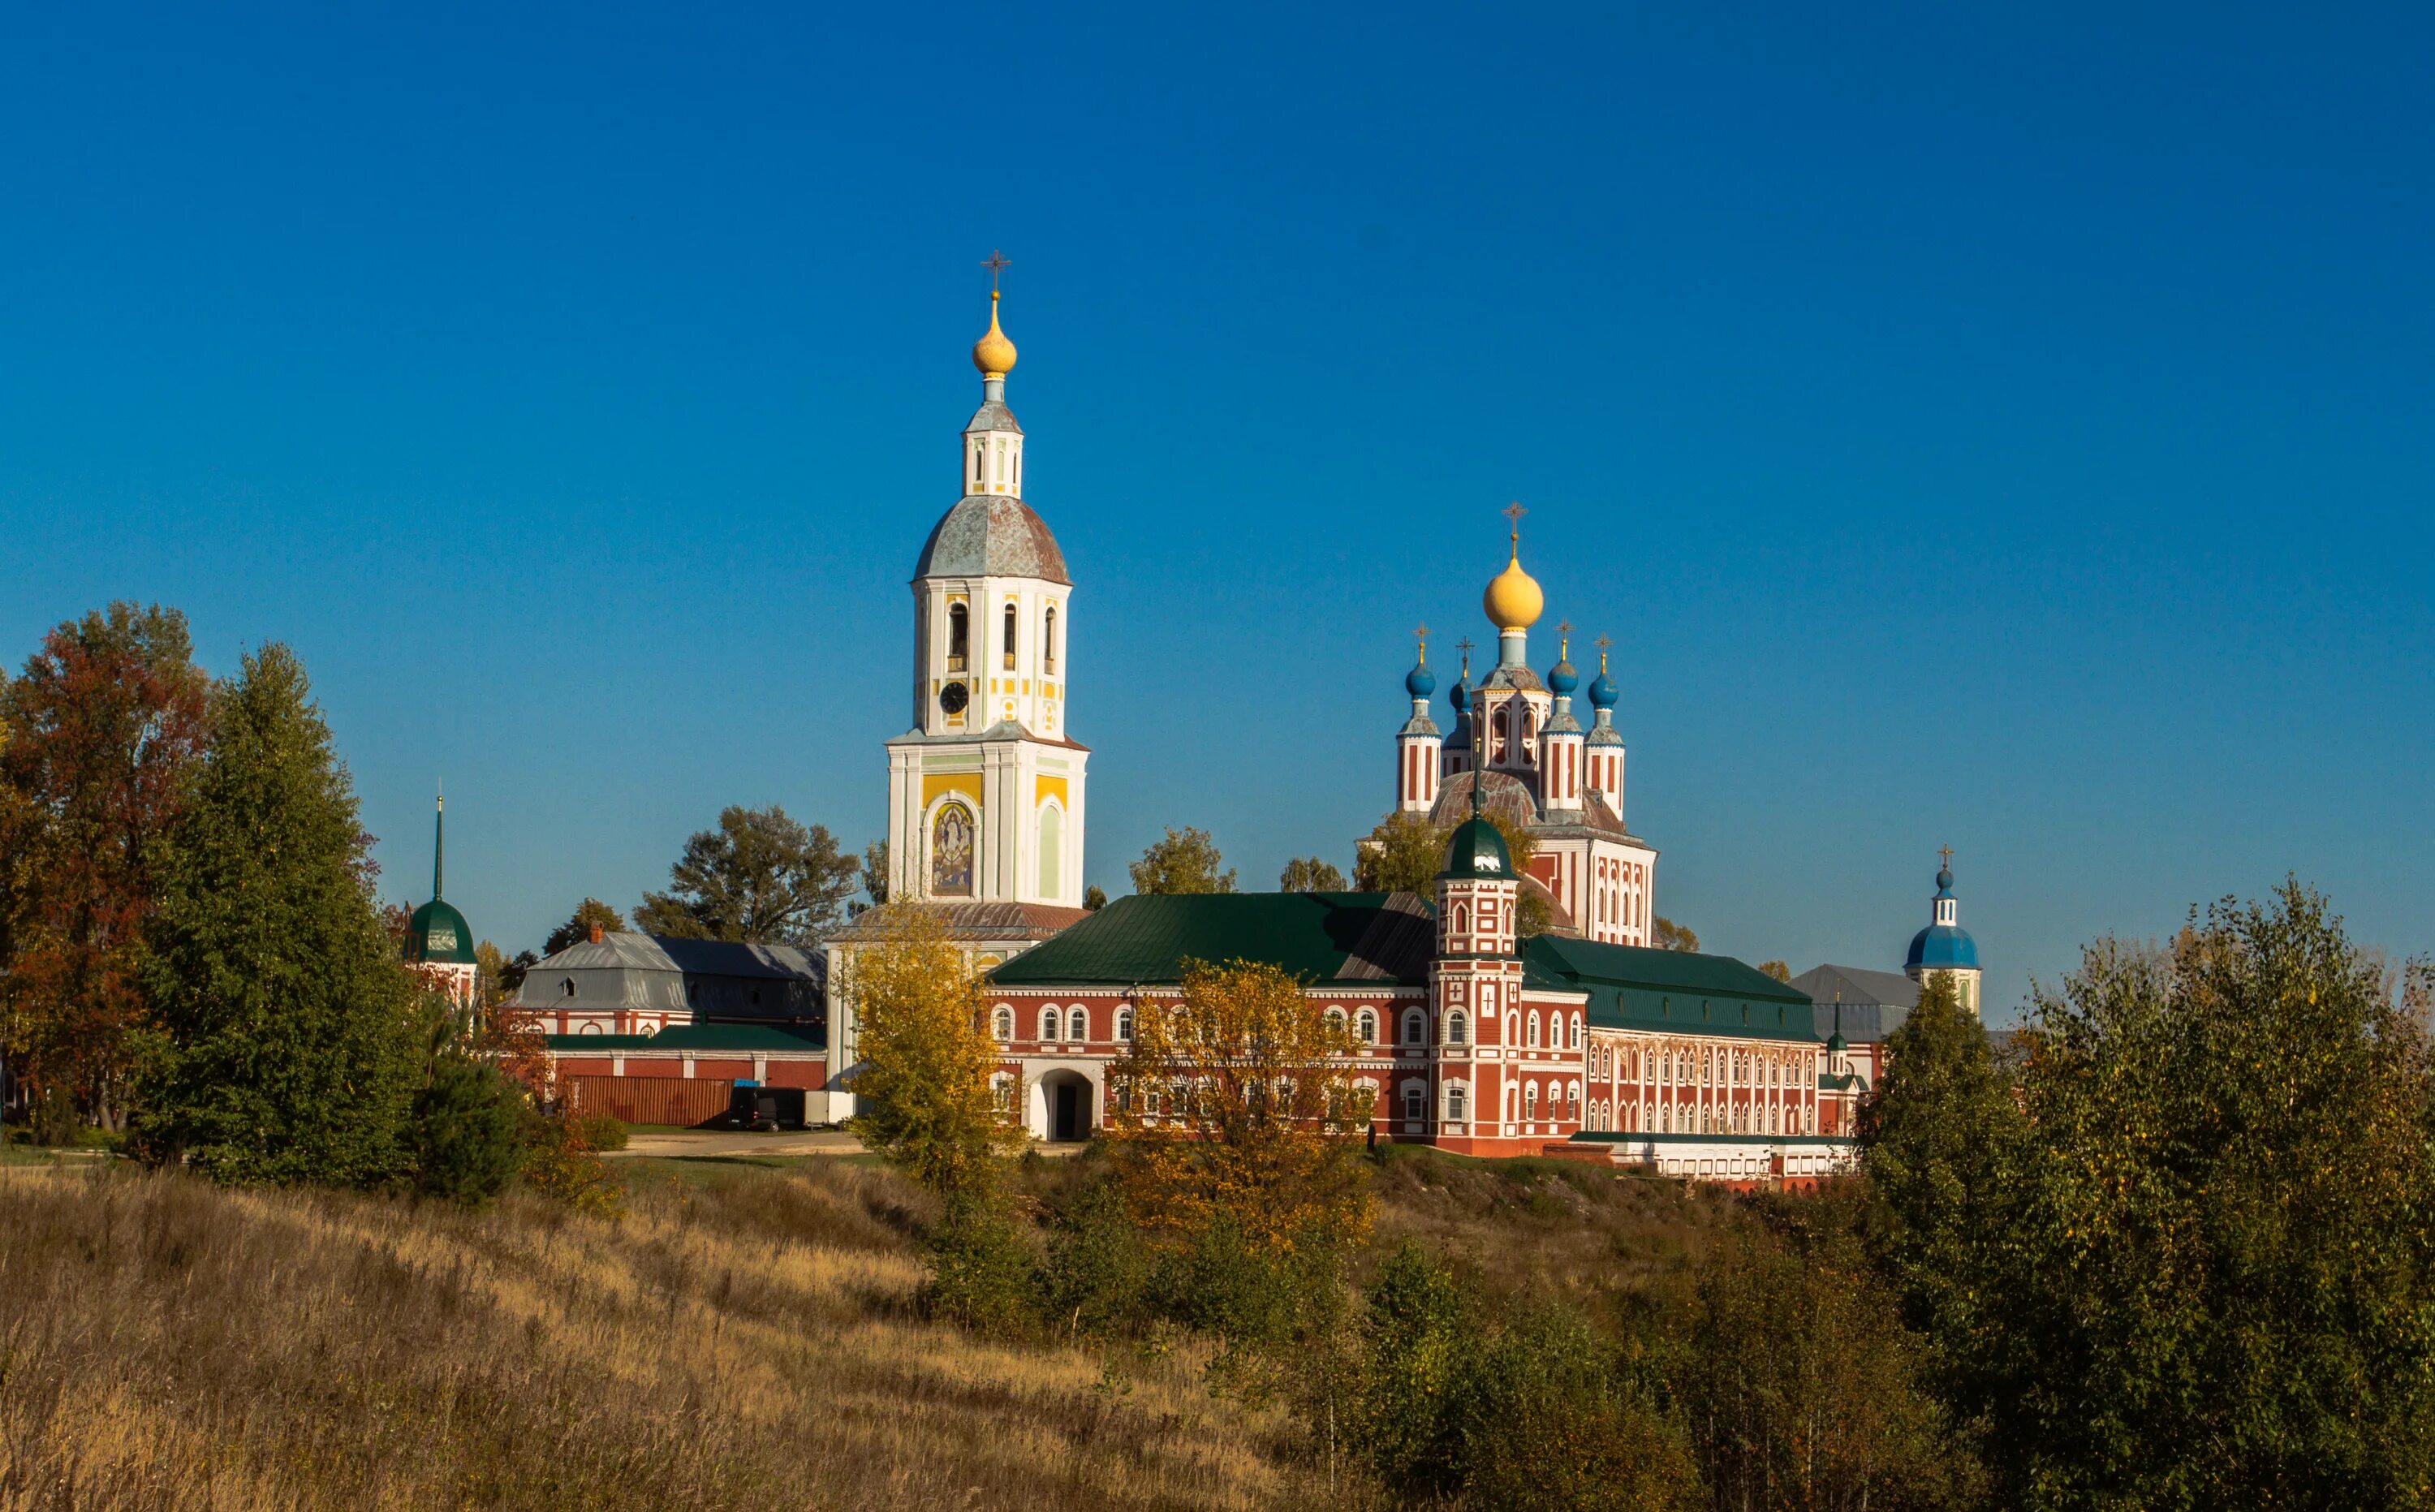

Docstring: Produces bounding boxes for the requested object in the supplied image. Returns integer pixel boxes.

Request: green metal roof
[1524,935,1821,1044]
[403,897,477,967]
[1437,815,1512,880]
[988,891,1437,989]
[542,1024,825,1053]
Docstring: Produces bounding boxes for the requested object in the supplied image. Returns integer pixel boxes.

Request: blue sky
[2,2,2428,1021]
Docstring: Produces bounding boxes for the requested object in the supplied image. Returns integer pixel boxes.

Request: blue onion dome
[1547,657,1579,697]
[1907,922,1979,971]
[1937,867,1954,892]
[1406,659,1437,700]
[1449,675,1471,714]
[1587,666,1618,709]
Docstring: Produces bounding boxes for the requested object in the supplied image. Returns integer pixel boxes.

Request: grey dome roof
[913,496,1071,585]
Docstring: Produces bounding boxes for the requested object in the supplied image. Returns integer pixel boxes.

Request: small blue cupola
[1405,626,1437,700]
[1905,854,1980,971]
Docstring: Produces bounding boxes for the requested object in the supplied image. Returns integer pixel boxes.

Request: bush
[519,1109,625,1217]
[1038,1176,1151,1340]
[923,1196,1039,1340]
[567,1112,627,1152]
[407,1056,524,1204]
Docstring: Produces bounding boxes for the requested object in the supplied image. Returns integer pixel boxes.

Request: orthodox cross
[980,249,1011,291]
[1557,618,1573,656]
[1455,635,1474,674]
[1414,622,1429,661]
[1502,499,1527,543]
[1593,632,1613,668]
[1938,844,1954,871]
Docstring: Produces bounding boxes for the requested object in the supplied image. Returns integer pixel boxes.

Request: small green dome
[404,897,476,966]
[1437,815,1513,881]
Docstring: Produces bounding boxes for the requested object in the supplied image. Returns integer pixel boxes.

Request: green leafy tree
[1279,855,1347,892]
[1128,826,1235,895]
[1756,958,1791,982]
[1858,971,2027,1429]
[1881,883,2435,1508]
[543,898,626,954]
[1354,811,1546,933]
[0,602,209,1131]
[1353,812,1444,894]
[1082,883,1108,911]
[133,644,420,1188]
[860,839,889,906]
[634,804,859,946]
[1653,916,1699,952]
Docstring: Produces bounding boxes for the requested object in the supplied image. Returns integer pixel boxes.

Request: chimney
[588,923,604,944]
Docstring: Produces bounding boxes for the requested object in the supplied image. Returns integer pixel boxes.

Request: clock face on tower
[939,681,969,716]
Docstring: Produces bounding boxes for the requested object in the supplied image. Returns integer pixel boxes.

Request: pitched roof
[1790,963,1919,1043]
[1528,935,1821,1043]
[987,891,1437,989]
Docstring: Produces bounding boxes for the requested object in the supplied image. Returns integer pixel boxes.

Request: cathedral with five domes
[1391,512,1659,946]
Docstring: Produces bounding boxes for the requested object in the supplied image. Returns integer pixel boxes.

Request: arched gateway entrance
[1036,1068,1095,1142]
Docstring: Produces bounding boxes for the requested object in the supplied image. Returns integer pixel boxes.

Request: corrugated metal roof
[829,900,1089,943]
[1791,963,1919,1044]
[1528,935,1821,1044]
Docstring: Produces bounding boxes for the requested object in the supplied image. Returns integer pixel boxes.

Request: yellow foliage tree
[1105,958,1377,1256]
[841,901,1024,1195]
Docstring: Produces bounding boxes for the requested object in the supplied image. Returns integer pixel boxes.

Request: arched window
[1043,606,1058,672]
[1525,1083,1540,1120]
[1447,1084,1467,1121]
[1325,1006,1347,1035]
[560,978,575,998]
[1505,1011,1519,1046]
[1002,603,1017,670]
[1355,1008,1377,1044]
[1527,1012,1541,1048]
[1037,801,1062,898]
[972,443,985,491]
[1446,1010,1467,1046]
[1569,1014,1582,1049]
[1038,1006,1058,1041]
[991,1006,1013,1042]
[946,602,969,671]
[1403,1009,1425,1045]
[1568,1083,1581,1121]
[1117,1007,1134,1042]
[990,1075,1015,1112]
[1450,901,1470,936]
[931,803,976,896]
[1403,1085,1424,1123]
[1067,1006,1088,1042]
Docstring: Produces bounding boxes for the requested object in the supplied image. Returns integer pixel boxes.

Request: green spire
[432,787,445,901]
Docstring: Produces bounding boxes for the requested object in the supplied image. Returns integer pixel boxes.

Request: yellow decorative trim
[1036,775,1068,808]
[922,773,981,812]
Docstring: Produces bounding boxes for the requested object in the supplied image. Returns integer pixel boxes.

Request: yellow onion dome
[1482,545,1545,631]
[972,291,1018,378]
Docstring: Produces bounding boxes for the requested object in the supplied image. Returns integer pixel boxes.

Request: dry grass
[0,1158,1321,1512]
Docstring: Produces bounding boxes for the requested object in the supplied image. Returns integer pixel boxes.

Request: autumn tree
[1129,826,1235,895]
[1105,958,1375,1256]
[0,602,209,1131]
[1755,959,1791,982]
[133,644,421,1187]
[635,804,859,946]
[543,898,627,954]
[1653,916,1699,952]
[840,900,1022,1197]
[1278,855,1347,892]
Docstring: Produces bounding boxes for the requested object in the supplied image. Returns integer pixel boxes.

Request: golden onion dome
[1482,542,1545,631]
[972,291,1017,378]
